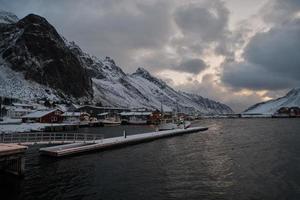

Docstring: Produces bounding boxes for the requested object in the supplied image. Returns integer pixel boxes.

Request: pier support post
[0,144,27,177]
[0,154,26,177]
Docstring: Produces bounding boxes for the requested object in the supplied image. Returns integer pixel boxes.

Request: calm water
[1,119,300,200]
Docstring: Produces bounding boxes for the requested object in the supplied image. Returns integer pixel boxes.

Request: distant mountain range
[0,11,233,114]
[244,88,300,114]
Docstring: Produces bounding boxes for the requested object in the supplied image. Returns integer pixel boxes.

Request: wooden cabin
[22,109,63,123]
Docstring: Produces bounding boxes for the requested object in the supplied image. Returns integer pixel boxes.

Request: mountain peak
[133,67,161,81]
[18,13,47,24]
[0,10,19,24]
[135,67,151,75]
[103,56,116,65]
[132,67,169,90]
[0,12,92,98]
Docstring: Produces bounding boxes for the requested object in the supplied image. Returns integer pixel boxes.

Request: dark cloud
[221,16,300,90]
[174,58,208,74]
[174,1,229,41]
[262,0,300,24]
[245,19,300,80]
[221,61,298,90]
[172,0,233,57]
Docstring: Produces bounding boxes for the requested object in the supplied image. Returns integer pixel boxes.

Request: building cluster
[273,107,300,118]
[0,101,193,125]
[240,107,300,118]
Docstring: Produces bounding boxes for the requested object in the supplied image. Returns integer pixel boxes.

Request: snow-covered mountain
[244,88,300,114]
[0,10,18,24]
[69,42,233,114]
[0,12,233,114]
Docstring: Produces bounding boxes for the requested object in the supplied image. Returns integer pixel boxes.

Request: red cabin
[22,109,64,123]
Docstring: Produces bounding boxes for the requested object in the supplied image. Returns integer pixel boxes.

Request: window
[51,116,57,122]
[55,111,61,115]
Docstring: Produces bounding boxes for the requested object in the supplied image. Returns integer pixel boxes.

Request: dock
[40,126,208,157]
[44,124,79,132]
[0,143,28,176]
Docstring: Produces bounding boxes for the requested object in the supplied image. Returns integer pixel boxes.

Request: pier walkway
[40,126,208,157]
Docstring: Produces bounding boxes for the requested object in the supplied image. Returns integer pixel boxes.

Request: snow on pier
[40,126,208,157]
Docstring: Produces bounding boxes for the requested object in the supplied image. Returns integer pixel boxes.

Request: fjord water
[1,119,300,200]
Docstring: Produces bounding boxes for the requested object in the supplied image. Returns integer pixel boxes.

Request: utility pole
[0,96,2,119]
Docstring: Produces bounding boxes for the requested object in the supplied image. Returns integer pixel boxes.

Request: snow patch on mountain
[244,88,300,114]
[0,61,59,100]
[0,10,19,24]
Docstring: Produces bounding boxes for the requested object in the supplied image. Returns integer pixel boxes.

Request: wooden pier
[0,144,27,176]
[40,126,208,157]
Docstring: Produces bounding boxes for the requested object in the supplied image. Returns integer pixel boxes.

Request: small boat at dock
[158,119,191,131]
[99,119,121,126]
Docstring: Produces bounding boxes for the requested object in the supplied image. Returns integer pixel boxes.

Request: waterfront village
[0,96,201,133]
[1,96,300,134]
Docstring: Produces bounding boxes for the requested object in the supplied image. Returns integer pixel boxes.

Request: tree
[44,100,51,107]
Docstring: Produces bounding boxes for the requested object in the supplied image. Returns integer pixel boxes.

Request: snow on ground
[0,123,48,133]
[0,117,22,124]
[0,123,70,134]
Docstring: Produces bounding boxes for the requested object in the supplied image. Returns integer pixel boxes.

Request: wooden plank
[0,144,28,157]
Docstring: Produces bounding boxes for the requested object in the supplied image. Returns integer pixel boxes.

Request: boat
[100,119,121,126]
[97,113,121,126]
[177,120,191,129]
[99,117,121,126]
[127,116,148,125]
[157,101,191,131]
[158,119,191,131]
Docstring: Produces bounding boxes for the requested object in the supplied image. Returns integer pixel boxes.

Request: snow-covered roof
[12,103,33,108]
[22,109,60,118]
[120,112,152,116]
[71,103,81,109]
[56,104,68,112]
[9,108,33,112]
[78,105,129,110]
[61,112,81,117]
[97,112,109,116]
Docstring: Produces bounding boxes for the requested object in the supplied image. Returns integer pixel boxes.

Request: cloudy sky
[1,0,300,112]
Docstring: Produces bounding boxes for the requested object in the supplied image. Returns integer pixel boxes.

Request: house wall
[22,110,63,123]
[40,111,63,123]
